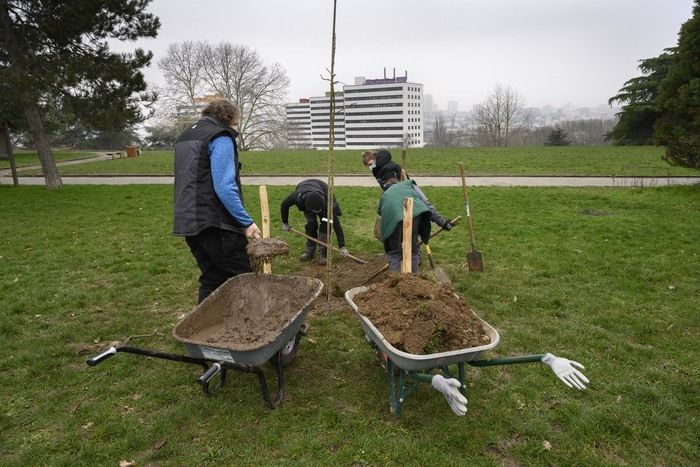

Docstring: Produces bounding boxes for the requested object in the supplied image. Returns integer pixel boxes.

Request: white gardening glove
[541,353,590,390]
[431,374,468,416]
[339,247,349,257]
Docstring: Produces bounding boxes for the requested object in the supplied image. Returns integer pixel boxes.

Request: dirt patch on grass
[352,273,491,354]
[298,255,389,298]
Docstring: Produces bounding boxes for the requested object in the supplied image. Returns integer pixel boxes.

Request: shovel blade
[467,250,484,272]
[431,267,452,286]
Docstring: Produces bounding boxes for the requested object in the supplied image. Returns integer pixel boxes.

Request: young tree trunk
[24,101,63,190]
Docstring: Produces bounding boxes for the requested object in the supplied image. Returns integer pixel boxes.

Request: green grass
[0,150,97,169]
[1,183,698,466]
[19,146,700,177]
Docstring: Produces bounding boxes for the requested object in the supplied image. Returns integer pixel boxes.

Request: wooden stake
[402,197,413,274]
[259,185,272,274]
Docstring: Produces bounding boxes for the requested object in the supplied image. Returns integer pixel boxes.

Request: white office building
[285,71,423,150]
[309,93,345,150]
[285,99,312,149]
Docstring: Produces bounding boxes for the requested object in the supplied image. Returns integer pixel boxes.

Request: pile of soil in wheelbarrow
[174,274,319,350]
[353,273,491,354]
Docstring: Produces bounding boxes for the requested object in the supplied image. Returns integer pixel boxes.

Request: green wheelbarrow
[345,286,590,417]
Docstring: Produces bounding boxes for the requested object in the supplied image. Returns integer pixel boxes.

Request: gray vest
[173,117,245,236]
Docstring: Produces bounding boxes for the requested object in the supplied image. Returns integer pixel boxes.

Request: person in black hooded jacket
[280,179,348,265]
[362,149,454,231]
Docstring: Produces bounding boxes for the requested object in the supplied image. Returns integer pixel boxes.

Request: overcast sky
[114,0,695,111]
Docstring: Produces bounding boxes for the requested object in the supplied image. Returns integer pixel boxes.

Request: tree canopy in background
[654,0,700,168]
[0,0,159,188]
[609,0,700,168]
[607,53,674,145]
[545,127,571,146]
[156,42,290,151]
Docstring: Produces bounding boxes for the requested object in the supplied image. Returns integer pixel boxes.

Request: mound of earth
[352,273,491,354]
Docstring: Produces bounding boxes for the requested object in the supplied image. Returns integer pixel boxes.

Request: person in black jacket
[280,179,348,265]
[173,99,261,303]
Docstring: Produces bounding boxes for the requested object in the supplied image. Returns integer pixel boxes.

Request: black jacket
[371,149,403,188]
[173,117,245,236]
[280,179,345,247]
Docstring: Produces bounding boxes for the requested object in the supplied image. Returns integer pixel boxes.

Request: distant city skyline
[110,0,696,110]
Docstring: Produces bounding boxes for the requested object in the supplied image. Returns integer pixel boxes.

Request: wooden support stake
[259,185,272,274]
[402,197,413,274]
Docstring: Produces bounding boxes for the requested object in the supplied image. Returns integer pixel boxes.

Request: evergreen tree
[544,127,571,146]
[654,0,700,169]
[607,52,674,145]
[0,1,159,189]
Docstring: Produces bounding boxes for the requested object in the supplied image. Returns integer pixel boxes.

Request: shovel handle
[287,227,367,264]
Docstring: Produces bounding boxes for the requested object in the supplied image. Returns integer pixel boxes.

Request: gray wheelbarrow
[88,273,323,408]
[345,286,590,417]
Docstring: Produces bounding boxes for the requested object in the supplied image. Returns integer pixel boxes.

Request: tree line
[3,1,697,190]
[430,85,616,148]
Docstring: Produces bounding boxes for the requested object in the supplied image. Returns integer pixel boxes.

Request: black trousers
[185,227,251,303]
[303,211,328,253]
[383,219,421,273]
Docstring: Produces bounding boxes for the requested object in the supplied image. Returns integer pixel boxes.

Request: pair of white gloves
[432,354,590,416]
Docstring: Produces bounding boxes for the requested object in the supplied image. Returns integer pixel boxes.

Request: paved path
[2,154,699,187]
[3,174,699,187]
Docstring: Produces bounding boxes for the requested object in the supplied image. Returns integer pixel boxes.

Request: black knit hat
[305,192,324,213]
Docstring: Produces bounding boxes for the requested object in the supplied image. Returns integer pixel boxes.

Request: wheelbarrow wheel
[271,333,300,367]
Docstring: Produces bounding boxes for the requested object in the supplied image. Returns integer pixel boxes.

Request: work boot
[318,249,327,265]
[299,247,315,262]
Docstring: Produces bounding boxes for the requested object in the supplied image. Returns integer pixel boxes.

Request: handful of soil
[353,274,491,354]
[247,238,289,272]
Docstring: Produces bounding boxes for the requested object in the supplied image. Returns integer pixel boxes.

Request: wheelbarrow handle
[198,362,222,386]
[86,346,117,366]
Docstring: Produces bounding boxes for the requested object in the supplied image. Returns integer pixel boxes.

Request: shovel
[424,244,452,286]
[459,163,484,272]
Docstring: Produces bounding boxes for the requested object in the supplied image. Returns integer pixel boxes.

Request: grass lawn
[18,146,700,177]
[1,183,698,466]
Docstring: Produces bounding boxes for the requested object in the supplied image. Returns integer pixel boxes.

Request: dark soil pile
[352,274,491,354]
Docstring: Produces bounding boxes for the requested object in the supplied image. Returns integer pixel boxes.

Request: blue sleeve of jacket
[209,136,254,227]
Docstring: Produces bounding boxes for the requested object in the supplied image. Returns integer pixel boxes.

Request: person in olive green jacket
[377,177,432,273]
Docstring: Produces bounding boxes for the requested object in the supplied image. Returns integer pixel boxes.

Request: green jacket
[377,180,430,241]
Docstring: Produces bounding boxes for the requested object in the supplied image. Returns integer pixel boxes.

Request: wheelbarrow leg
[387,359,398,415]
[252,351,286,409]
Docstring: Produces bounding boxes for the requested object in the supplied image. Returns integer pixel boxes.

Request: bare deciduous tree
[157,41,206,123]
[158,41,289,150]
[472,84,527,147]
